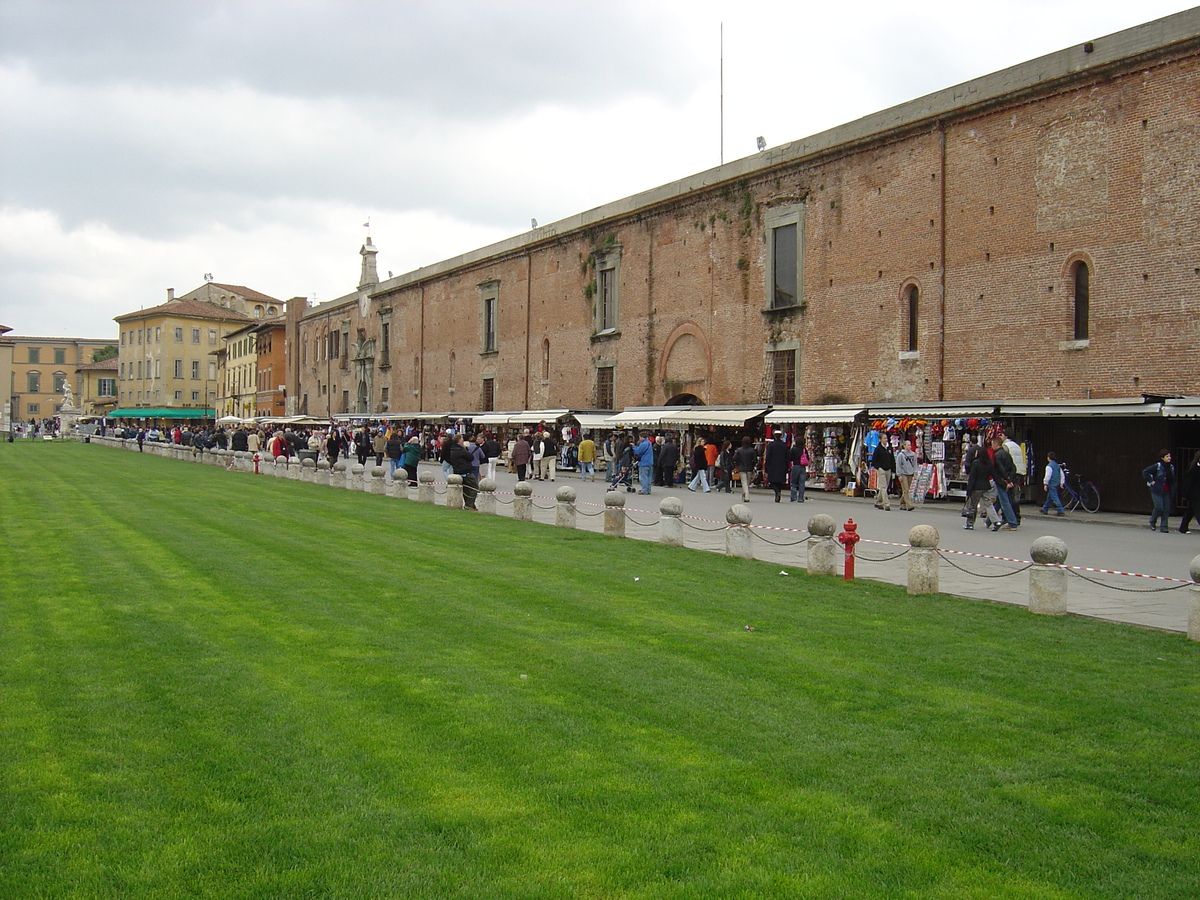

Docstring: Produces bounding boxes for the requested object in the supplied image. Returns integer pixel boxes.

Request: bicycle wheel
[1079,482,1100,512]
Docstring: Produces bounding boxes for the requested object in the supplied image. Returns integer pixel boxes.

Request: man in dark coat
[763,433,790,503]
[658,436,680,488]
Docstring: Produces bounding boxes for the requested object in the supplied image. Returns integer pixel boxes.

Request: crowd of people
[77,418,1200,531]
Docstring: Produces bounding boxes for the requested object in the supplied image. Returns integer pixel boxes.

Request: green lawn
[1,440,1198,899]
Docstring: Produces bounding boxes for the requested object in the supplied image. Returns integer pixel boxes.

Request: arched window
[254,305,264,319]
[53,371,67,393]
[905,285,919,352]
[1072,261,1090,341]
[449,351,456,389]
[541,338,550,381]
[27,371,41,393]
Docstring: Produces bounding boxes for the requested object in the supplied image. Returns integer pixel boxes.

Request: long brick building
[286,9,1200,511]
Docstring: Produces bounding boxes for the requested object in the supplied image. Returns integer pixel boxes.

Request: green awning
[107,408,214,419]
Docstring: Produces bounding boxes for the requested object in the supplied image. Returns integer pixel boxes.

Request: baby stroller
[609,446,635,491]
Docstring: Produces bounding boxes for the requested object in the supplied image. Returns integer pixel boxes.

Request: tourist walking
[763,433,790,503]
[894,440,918,510]
[964,449,1002,531]
[733,437,758,502]
[658,435,680,488]
[1142,449,1176,533]
[633,431,655,494]
[871,441,895,510]
[1039,451,1067,516]
[511,432,532,482]
[576,434,596,482]
[687,438,710,492]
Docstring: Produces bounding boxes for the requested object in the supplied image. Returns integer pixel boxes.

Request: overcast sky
[1,0,1193,339]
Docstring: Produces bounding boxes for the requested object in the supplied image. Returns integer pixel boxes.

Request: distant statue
[62,381,75,408]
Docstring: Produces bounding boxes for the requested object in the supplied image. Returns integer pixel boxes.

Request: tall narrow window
[381,321,391,360]
[906,285,919,352]
[596,364,615,410]
[594,249,620,334]
[541,339,550,381]
[480,280,499,352]
[1073,261,1090,341]
[27,371,41,392]
[768,350,796,404]
[53,371,67,393]
[482,377,495,411]
[765,205,805,310]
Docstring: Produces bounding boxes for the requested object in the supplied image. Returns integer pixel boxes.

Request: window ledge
[898,350,919,361]
[378,363,391,370]
[1059,339,1090,351]
[590,329,621,344]
[762,302,806,317]
[479,350,499,359]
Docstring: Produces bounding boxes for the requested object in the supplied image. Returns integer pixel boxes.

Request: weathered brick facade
[289,10,1199,420]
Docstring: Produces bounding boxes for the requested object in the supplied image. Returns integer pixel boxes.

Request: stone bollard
[806,514,839,576]
[907,524,940,595]
[301,457,316,484]
[286,457,301,480]
[659,496,684,546]
[349,463,364,490]
[232,450,248,473]
[1188,555,1200,642]
[1029,535,1069,615]
[316,458,331,487]
[477,477,497,514]
[555,486,577,529]
[369,466,387,495]
[389,472,408,499]
[418,470,436,504]
[513,481,534,521]
[446,474,464,509]
[332,460,347,486]
[725,504,754,559]
[271,455,285,477]
[603,491,626,537]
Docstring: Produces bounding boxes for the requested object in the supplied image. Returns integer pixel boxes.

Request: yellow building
[76,358,119,417]
[5,333,114,426]
[112,285,274,422]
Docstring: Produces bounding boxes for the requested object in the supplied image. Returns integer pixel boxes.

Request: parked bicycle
[1061,467,1101,512]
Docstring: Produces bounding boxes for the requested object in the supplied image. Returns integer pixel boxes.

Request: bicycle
[1061,467,1101,512]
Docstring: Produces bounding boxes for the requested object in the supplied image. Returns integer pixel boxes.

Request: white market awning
[1161,398,1200,418]
[606,407,676,427]
[507,409,571,424]
[574,413,616,430]
[765,405,866,424]
[1000,398,1163,417]
[470,412,521,425]
[866,402,997,418]
[659,405,770,427]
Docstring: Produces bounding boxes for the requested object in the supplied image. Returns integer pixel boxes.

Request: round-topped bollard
[603,490,626,537]
[807,513,839,576]
[907,524,940,595]
[725,503,754,560]
[659,496,684,546]
[513,481,534,521]
[477,476,497,514]
[555,485,577,529]
[446,473,464,509]
[1029,535,1069,615]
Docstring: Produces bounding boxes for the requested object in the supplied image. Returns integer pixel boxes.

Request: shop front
[763,405,866,494]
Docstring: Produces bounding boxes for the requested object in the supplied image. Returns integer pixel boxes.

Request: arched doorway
[666,393,703,406]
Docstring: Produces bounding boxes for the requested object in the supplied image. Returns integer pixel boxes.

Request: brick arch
[659,321,711,400]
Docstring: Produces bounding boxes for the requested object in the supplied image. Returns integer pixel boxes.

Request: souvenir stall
[864,404,1003,502]
[763,406,866,493]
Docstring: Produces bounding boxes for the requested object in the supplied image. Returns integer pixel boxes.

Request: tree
[92,345,118,362]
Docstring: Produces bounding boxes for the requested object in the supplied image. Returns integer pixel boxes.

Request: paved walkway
[448,465,1199,635]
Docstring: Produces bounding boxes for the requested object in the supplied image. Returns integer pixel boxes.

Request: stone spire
[359,236,379,290]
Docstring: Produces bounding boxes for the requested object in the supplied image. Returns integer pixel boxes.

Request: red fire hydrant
[837,518,860,581]
[253,451,261,474]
